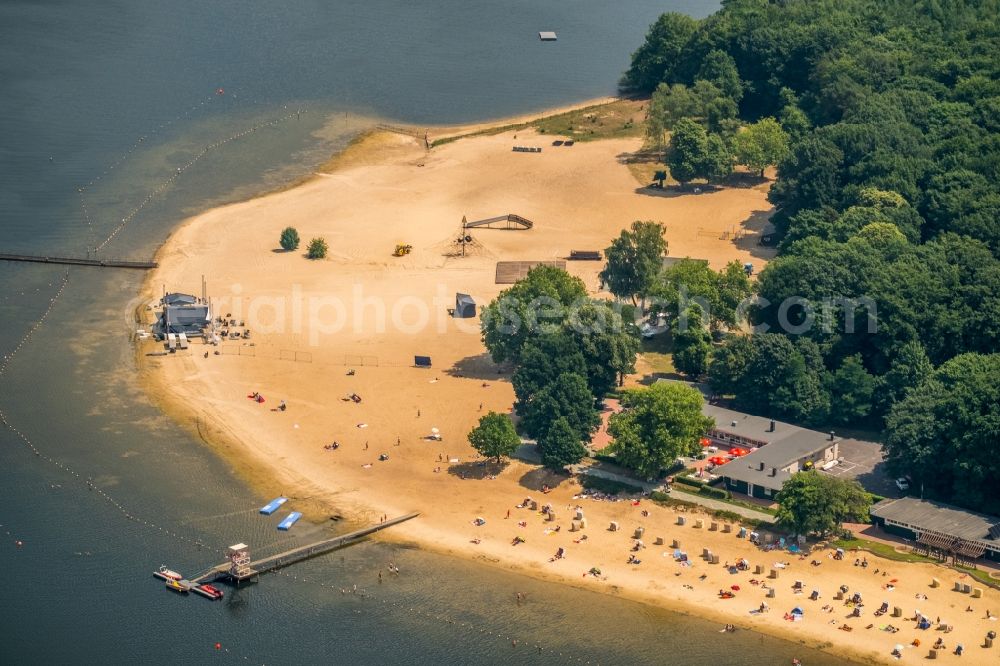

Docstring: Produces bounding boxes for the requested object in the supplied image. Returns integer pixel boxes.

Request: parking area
[820,437,896,496]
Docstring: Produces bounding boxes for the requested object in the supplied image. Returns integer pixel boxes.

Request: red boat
[193,583,224,600]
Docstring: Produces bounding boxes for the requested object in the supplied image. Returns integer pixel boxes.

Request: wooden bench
[569,250,602,261]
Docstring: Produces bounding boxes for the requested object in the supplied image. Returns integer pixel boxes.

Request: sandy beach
[139,106,998,665]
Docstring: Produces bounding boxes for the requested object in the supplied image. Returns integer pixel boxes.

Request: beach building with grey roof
[705,404,840,500]
[871,497,1000,562]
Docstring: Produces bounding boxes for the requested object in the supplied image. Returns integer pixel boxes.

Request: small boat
[193,583,224,600]
[153,565,183,581]
[165,579,190,594]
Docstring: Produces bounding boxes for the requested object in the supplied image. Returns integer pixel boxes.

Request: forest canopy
[624,0,1000,512]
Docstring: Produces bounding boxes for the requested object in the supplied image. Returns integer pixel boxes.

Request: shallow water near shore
[0,1,847,663]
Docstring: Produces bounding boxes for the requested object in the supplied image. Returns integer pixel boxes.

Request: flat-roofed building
[706,404,840,500]
[871,496,1000,563]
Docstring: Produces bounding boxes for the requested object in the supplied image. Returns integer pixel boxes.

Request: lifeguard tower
[226,543,256,583]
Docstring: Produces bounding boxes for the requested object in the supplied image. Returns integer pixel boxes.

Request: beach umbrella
[700,438,711,447]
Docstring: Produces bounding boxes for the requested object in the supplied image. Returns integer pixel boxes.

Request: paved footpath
[573,465,776,524]
[668,486,776,523]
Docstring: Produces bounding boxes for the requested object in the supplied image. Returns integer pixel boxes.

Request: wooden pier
[0,253,157,270]
[190,512,419,584]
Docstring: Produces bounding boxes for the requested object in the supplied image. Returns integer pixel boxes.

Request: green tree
[778,88,811,140]
[768,134,845,216]
[732,118,790,178]
[518,372,600,443]
[697,50,743,104]
[306,237,328,259]
[885,353,1000,510]
[672,304,712,378]
[775,471,871,537]
[872,340,932,418]
[279,226,300,251]
[922,169,1000,253]
[467,412,520,464]
[564,301,641,394]
[512,331,588,410]
[666,118,707,186]
[623,12,698,92]
[481,266,587,364]
[707,335,754,395]
[647,83,700,145]
[666,119,732,185]
[694,80,739,134]
[702,133,734,181]
[715,261,753,329]
[673,336,712,379]
[653,258,717,321]
[537,416,588,471]
[652,259,751,332]
[826,354,875,424]
[707,334,831,425]
[599,220,667,305]
[608,382,714,480]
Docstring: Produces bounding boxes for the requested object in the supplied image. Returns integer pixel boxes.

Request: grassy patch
[831,537,936,564]
[955,565,1000,590]
[649,491,698,510]
[579,474,644,495]
[649,491,766,528]
[638,333,677,375]
[533,99,647,142]
[670,485,778,516]
[430,98,648,148]
[638,351,675,375]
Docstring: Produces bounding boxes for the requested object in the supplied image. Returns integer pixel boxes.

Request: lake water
[0,2,846,663]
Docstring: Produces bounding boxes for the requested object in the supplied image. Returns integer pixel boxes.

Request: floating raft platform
[539,31,557,41]
[277,511,303,530]
[259,497,288,515]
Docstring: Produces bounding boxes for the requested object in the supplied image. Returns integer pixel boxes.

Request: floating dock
[277,511,303,530]
[539,31,557,41]
[259,497,288,515]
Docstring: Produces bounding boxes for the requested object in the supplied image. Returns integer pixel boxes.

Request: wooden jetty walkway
[190,512,419,584]
[0,253,157,270]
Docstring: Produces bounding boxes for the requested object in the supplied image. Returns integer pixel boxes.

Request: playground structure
[462,214,533,231]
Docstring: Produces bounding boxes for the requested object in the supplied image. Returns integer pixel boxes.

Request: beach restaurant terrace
[704,404,840,500]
